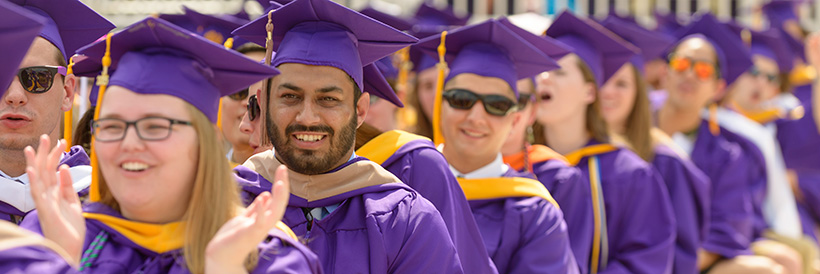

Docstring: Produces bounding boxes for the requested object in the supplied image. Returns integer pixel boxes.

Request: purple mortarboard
[497,17,572,60]
[256,0,292,9]
[374,56,399,79]
[724,22,794,72]
[655,11,683,37]
[409,47,438,73]
[9,0,114,63]
[232,8,250,21]
[414,2,469,27]
[232,0,416,107]
[158,13,198,32]
[762,0,803,30]
[360,6,414,31]
[183,6,249,45]
[73,17,280,122]
[673,13,752,85]
[0,0,45,95]
[362,63,400,106]
[546,11,639,86]
[415,19,561,95]
[600,16,675,72]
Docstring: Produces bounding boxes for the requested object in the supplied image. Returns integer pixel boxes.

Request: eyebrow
[279,83,343,94]
[98,113,174,119]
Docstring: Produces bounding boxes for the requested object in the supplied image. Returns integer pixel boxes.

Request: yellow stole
[456,177,559,208]
[356,130,430,165]
[503,144,569,171]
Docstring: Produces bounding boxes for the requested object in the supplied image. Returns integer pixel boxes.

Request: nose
[239,113,253,135]
[294,100,321,126]
[465,99,489,124]
[4,77,29,107]
[119,124,146,152]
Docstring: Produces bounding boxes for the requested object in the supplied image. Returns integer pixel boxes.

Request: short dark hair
[236,43,266,55]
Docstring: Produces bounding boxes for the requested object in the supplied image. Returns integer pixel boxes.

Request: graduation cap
[762,0,803,30]
[232,0,417,107]
[359,6,414,31]
[73,17,281,123]
[374,56,399,79]
[600,16,676,72]
[183,6,250,45]
[9,0,114,63]
[673,12,753,85]
[497,17,572,60]
[414,2,469,27]
[0,0,46,95]
[546,11,639,87]
[415,18,561,95]
[724,22,794,73]
[157,13,198,32]
[655,11,683,37]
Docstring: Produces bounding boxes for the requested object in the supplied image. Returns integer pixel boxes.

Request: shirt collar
[448,153,509,179]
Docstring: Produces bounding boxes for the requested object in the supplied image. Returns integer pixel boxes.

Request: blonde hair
[96,104,257,273]
[619,64,655,161]
[534,56,609,145]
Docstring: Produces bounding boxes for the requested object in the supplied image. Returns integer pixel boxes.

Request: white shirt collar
[448,153,509,179]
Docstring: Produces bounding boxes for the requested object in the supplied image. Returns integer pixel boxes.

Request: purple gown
[719,125,770,240]
[236,157,464,274]
[21,203,322,273]
[525,154,593,273]
[0,245,75,273]
[372,138,497,274]
[573,140,676,273]
[464,169,579,274]
[0,145,90,223]
[688,120,755,258]
[651,144,711,274]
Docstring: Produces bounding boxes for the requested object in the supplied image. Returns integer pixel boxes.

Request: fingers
[46,139,66,175]
[58,165,78,202]
[270,165,290,224]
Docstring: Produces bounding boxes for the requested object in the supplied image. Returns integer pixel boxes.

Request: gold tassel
[432,31,447,147]
[223,37,234,50]
[63,56,76,152]
[89,33,113,202]
[708,103,720,136]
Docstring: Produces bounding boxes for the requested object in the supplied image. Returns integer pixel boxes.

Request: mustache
[285,124,334,136]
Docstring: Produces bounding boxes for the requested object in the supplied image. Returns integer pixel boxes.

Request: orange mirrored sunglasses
[668,56,719,80]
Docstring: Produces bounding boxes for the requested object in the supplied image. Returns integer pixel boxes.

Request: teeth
[122,162,148,171]
[295,134,324,142]
[463,130,483,138]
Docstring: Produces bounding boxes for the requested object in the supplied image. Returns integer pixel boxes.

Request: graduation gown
[0,145,91,223]
[237,151,463,274]
[503,144,593,273]
[566,140,675,274]
[356,130,497,274]
[672,120,755,258]
[21,203,321,274]
[651,143,711,274]
[0,220,75,273]
[456,165,578,274]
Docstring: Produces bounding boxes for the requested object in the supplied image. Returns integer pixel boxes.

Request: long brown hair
[355,122,384,150]
[408,80,433,139]
[96,104,256,273]
[619,64,655,161]
[534,56,609,145]
[72,107,95,154]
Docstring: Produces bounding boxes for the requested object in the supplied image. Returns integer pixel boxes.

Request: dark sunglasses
[748,66,780,84]
[442,88,518,116]
[517,93,533,109]
[17,66,67,93]
[228,88,250,101]
[247,94,260,122]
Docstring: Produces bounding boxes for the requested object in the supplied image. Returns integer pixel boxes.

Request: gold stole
[456,177,559,208]
[356,130,430,165]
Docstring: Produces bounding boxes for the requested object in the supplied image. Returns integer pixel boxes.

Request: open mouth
[294,133,326,142]
[121,162,149,172]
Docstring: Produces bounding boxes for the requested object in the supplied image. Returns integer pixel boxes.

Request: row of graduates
[0,0,819,274]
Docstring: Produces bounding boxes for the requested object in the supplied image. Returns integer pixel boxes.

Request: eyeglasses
[17,66,67,93]
[228,88,250,101]
[247,95,260,122]
[91,117,192,142]
[748,66,780,84]
[668,55,720,81]
[442,88,518,116]
[517,93,533,109]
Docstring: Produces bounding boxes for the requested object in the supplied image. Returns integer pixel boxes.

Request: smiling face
[95,86,199,223]
[728,55,781,113]
[534,54,596,126]
[664,37,726,111]
[416,67,439,120]
[266,63,368,175]
[0,38,74,157]
[441,73,520,164]
[599,64,638,130]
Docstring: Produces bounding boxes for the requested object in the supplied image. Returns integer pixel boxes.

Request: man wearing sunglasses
[656,13,792,273]
[0,0,114,224]
[221,45,266,165]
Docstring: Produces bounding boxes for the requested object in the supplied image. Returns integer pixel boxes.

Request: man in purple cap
[232,0,465,272]
[656,13,789,273]
[0,0,114,224]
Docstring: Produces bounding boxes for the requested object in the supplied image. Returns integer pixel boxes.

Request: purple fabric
[672,13,752,86]
[654,11,682,37]
[573,140,676,273]
[652,144,712,274]
[236,167,464,273]
[0,201,26,223]
[796,171,820,243]
[762,0,800,30]
[463,168,579,273]
[21,203,322,273]
[0,245,75,273]
[0,0,45,96]
[413,2,469,27]
[723,23,793,72]
[9,0,114,63]
[182,6,248,44]
[547,11,639,87]
[527,157,592,273]
[776,84,820,172]
[599,16,676,73]
[689,120,755,258]
[720,124,769,240]
[359,6,413,31]
[373,57,398,80]
[378,139,497,274]
[59,145,90,167]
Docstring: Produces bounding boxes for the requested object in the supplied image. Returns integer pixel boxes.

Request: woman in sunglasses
[20,18,321,273]
[415,19,579,273]
[596,16,713,274]
[534,11,676,273]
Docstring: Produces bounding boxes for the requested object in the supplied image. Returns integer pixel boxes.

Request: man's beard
[267,111,357,175]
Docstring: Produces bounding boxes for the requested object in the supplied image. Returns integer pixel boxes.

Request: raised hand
[205,165,291,274]
[24,135,85,266]
[806,32,820,71]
